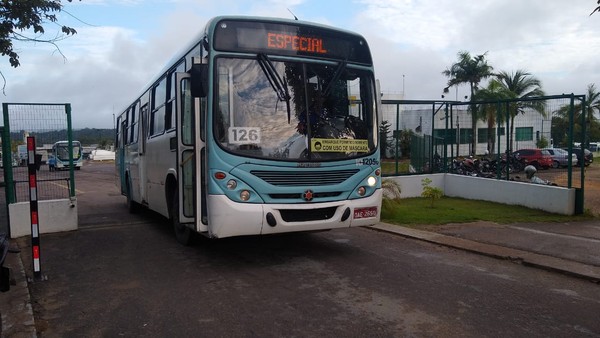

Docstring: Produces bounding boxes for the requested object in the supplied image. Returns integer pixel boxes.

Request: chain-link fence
[381,95,588,191]
[2,103,76,204]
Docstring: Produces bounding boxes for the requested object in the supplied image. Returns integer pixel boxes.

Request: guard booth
[1,103,78,238]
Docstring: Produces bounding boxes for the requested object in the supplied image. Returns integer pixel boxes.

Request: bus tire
[171,189,193,246]
[126,180,138,213]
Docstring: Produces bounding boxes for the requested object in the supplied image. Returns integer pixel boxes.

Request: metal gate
[1,103,76,237]
[380,95,588,212]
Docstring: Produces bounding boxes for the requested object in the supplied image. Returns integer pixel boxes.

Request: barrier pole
[27,137,45,282]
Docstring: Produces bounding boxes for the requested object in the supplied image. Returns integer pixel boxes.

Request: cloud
[353,0,600,99]
[3,24,148,129]
[2,0,600,131]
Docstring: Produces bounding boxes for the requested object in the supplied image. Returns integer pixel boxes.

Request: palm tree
[493,70,546,150]
[472,79,512,154]
[587,84,600,143]
[554,83,600,146]
[583,83,600,123]
[442,51,493,155]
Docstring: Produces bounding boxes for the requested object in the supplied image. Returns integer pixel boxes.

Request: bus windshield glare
[215,58,377,161]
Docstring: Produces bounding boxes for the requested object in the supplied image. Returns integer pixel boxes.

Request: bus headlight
[240,190,251,201]
[367,176,377,187]
[226,179,237,190]
[357,186,366,196]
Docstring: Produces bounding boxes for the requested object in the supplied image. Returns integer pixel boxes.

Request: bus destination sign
[266,32,327,54]
[214,19,372,64]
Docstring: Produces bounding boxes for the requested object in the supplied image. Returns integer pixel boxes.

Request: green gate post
[2,104,15,205]
[66,104,76,198]
[574,95,587,214]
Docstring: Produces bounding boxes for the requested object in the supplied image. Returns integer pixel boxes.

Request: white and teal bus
[49,140,83,171]
[115,16,382,244]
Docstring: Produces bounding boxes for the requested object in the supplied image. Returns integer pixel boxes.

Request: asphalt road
[17,162,600,337]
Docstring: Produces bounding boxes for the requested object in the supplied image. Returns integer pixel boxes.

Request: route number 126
[228,127,262,144]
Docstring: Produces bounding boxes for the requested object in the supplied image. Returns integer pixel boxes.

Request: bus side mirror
[189,64,208,98]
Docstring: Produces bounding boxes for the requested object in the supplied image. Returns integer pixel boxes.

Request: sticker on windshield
[310,138,369,153]
[228,127,261,145]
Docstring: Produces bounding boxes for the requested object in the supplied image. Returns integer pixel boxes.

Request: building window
[516,127,533,141]
[433,128,456,144]
[477,128,488,143]
[459,129,472,144]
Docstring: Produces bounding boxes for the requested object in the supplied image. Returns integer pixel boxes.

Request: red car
[513,148,553,169]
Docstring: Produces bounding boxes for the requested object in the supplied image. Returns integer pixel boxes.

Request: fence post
[66,104,76,198]
[2,104,15,206]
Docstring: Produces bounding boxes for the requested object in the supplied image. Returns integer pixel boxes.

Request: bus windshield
[214,57,377,161]
[54,141,81,161]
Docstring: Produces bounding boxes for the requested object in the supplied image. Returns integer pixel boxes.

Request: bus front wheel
[171,189,193,246]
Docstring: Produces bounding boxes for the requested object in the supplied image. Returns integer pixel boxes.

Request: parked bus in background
[48,140,83,171]
[115,16,382,244]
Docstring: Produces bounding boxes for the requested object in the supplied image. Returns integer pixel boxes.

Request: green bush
[421,178,443,207]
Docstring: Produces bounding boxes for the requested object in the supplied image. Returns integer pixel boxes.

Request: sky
[2,0,600,129]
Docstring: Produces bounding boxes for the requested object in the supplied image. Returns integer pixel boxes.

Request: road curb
[370,223,600,283]
[0,240,37,338]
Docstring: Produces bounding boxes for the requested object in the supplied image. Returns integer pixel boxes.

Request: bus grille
[279,207,337,222]
[251,169,359,186]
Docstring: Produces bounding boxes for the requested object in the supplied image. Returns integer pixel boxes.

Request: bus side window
[140,103,149,138]
[123,109,129,145]
[150,77,167,136]
[200,97,206,142]
[115,116,121,148]
[166,63,183,131]
[129,105,137,144]
[132,101,140,143]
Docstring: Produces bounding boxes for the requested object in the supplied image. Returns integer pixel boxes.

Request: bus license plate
[353,207,377,219]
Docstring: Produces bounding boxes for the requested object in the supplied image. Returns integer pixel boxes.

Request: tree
[420,177,443,208]
[472,79,512,154]
[591,0,600,16]
[536,136,549,149]
[442,51,494,154]
[0,0,80,90]
[379,120,394,159]
[554,83,600,146]
[493,70,546,150]
[398,128,414,158]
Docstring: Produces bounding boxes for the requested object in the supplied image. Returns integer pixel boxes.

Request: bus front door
[176,72,205,233]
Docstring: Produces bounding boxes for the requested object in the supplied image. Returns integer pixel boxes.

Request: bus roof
[128,15,373,115]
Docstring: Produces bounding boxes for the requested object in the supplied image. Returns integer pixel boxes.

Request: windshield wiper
[257,53,292,123]
[322,60,347,97]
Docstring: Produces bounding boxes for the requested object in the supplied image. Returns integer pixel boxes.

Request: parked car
[563,148,593,167]
[543,148,578,168]
[512,148,553,169]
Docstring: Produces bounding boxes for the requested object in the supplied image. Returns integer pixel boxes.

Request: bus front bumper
[206,190,382,238]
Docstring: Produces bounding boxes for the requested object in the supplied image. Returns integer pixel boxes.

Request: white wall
[9,198,78,238]
[386,174,575,215]
[391,174,446,198]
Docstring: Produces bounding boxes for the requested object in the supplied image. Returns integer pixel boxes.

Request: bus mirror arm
[189,64,208,98]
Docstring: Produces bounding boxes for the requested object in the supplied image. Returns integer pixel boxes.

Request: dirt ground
[539,160,600,216]
[581,163,600,216]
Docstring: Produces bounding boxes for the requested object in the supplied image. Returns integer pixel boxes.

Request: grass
[381,196,594,227]
[381,159,410,175]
